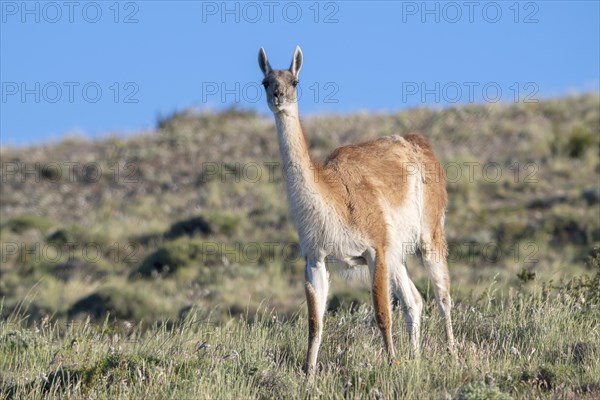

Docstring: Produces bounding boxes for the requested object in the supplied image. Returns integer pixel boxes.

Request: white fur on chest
[287,184,368,260]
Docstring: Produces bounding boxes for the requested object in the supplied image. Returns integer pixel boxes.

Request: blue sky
[1,1,599,146]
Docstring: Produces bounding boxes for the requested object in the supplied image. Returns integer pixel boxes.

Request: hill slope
[0,94,599,323]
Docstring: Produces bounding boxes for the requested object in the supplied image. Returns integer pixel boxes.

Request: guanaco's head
[258,46,303,115]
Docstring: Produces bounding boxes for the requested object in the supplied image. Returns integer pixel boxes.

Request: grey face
[258,46,303,114]
[262,70,299,112]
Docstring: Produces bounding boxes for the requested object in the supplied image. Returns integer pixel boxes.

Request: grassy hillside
[0,94,599,398]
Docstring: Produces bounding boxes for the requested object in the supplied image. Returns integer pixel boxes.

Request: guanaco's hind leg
[369,248,396,360]
[421,238,456,354]
[389,260,423,353]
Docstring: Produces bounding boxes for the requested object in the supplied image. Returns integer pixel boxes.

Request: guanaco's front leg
[303,258,329,375]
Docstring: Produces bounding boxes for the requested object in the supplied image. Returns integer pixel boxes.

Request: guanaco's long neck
[273,109,329,234]
[274,110,318,192]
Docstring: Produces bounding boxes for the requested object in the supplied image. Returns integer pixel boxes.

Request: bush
[133,237,222,278]
[165,213,244,239]
[165,216,212,239]
[135,246,191,277]
[68,292,111,320]
[328,290,371,314]
[558,246,600,306]
[68,283,172,321]
[46,228,76,245]
[52,260,105,282]
[566,126,593,158]
[204,212,243,237]
[2,215,55,234]
[0,331,31,351]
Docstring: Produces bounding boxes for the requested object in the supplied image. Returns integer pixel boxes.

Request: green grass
[1,285,599,399]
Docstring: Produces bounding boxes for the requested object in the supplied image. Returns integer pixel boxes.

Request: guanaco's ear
[258,48,272,77]
[289,46,303,78]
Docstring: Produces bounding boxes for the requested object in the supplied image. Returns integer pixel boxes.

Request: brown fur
[309,134,447,252]
[372,246,395,358]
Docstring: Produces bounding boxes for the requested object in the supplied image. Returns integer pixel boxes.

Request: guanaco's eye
[262,80,269,89]
[292,80,299,87]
